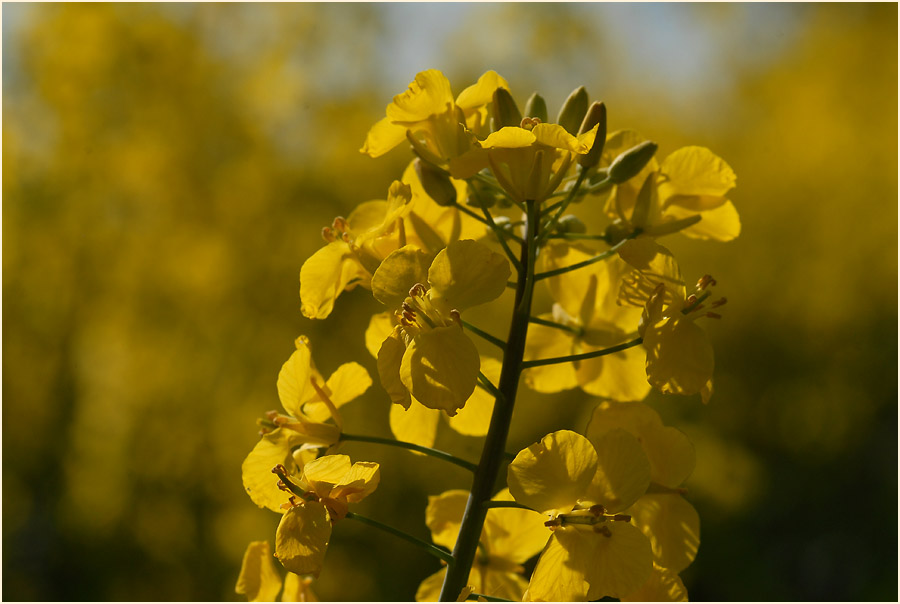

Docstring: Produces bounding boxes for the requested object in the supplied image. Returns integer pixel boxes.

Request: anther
[590,504,606,516]
[686,294,698,306]
[340,232,351,243]
[612,514,631,522]
[711,297,728,308]
[409,283,428,298]
[332,216,348,232]
[449,309,462,325]
[697,275,717,289]
[321,227,336,242]
[520,116,541,130]
[705,312,722,319]
[544,519,561,529]
[277,480,290,492]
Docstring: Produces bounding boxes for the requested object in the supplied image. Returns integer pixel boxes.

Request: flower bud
[556,86,588,134]
[557,215,587,234]
[604,219,632,245]
[414,157,457,207]
[631,172,655,229]
[608,141,658,184]
[465,177,496,209]
[492,88,523,129]
[523,92,548,123]
[577,101,607,169]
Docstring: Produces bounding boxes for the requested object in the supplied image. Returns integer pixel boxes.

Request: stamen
[332,216,348,232]
[590,504,606,516]
[705,312,722,319]
[711,297,728,308]
[321,226,336,242]
[340,232,351,243]
[612,514,631,522]
[697,274,717,289]
[520,116,541,130]
[309,377,344,431]
[409,283,428,298]
[449,309,462,325]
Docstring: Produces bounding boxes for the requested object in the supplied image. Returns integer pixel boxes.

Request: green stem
[462,320,507,351]
[345,512,454,565]
[520,337,643,369]
[539,167,589,244]
[340,433,477,473]
[467,184,524,269]
[481,500,536,511]
[547,233,610,241]
[534,233,637,281]
[477,372,502,400]
[528,315,584,337]
[438,200,540,601]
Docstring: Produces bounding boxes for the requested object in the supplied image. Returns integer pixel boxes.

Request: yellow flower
[236,541,319,602]
[274,454,380,577]
[620,563,687,602]
[617,238,724,401]
[450,121,598,204]
[415,489,548,602]
[586,401,701,575]
[507,430,654,601]
[242,336,371,512]
[374,240,510,415]
[361,69,509,163]
[602,130,740,242]
[300,164,486,320]
[523,241,650,402]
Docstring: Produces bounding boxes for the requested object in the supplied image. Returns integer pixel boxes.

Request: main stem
[438,200,539,601]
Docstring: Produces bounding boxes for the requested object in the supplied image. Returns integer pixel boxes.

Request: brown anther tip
[686,294,698,305]
[340,232,351,243]
[590,504,606,516]
[265,410,279,420]
[712,297,728,308]
[612,514,631,522]
[520,116,541,130]
[697,275,717,289]
[272,463,288,475]
[706,312,722,319]
[544,519,560,528]
[332,216,348,231]
[321,227,335,242]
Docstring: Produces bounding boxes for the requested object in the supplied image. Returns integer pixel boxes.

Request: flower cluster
[237,69,738,602]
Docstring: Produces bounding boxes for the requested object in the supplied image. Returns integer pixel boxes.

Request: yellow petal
[532,123,592,154]
[277,336,317,418]
[235,541,283,602]
[427,240,510,312]
[659,146,736,200]
[325,362,371,407]
[347,200,390,234]
[365,311,397,359]
[601,130,660,221]
[386,69,454,123]
[377,327,412,409]
[371,245,431,308]
[274,502,332,578]
[484,489,549,564]
[446,357,501,436]
[242,428,305,513]
[455,70,509,110]
[668,200,741,242]
[360,116,409,158]
[586,401,695,488]
[401,160,484,245]
[628,494,700,574]
[616,238,686,309]
[400,326,480,415]
[302,454,353,499]
[644,316,714,397]
[300,241,365,320]
[282,572,319,602]
[425,489,470,549]
[583,522,654,600]
[621,564,688,602]
[523,319,580,394]
[507,430,598,515]
[390,400,440,448]
[477,568,530,602]
[525,531,591,601]
[330,461,380,503]
[448,147,491,180]
[480,126,537,149]
[415,567,448,602]
[584,429,652,514]
[578,342,651,403]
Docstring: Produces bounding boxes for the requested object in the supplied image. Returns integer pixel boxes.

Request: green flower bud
[557,215,587,234]
[556,86,588,135]
[577,101,607,169]
[631,173,656,229]
[465,177,496,209]
[414,158,457,207]
[608,141,658,184]
[523,92,548,123]
[604,219,633,245]
[492,88,523,129]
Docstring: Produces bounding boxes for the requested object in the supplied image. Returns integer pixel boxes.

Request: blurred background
[3,3,896,601]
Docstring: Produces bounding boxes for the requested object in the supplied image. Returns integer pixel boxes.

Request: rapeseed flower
[236,541,318,602]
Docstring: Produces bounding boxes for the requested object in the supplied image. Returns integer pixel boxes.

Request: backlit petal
[274,502,332,578]
[425,489,470,550]
[523,320,579,394]
[484,489,549,564]
[386,69,454,123]
[302,454,352,499]
[365,312,397,359]
[583,522,654,600]
[277,337,317,418]
[525,530,591,602]
[360,116,409,158]
[331,461,380,503]
[300,241,365,320]
[659,146,736,200]
[282,572,319,602]
[390,400,440,448]
[377,327,412,409]
[578,343,651,402]
[242,428,305,513]
[455,70,509,110]
[507,430,598,515]
[235,541,283,602]
[427,240,510,312]
[668,200,741,242]
[371,245,431,308]
[621,564,688,602]
[628,494,700,574]
[584,429,651,514]
[400,326,480,415]
[446,357,501,436]
[644,316,714,397]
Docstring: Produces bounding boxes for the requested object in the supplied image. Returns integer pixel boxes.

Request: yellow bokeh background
[3,4,896,601]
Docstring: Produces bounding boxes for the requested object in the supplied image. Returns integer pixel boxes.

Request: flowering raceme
[238,68,738,603]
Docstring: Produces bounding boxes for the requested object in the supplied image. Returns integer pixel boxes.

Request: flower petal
[628,494,700,574]
[578,343,651,403]
[524,531,591,602]
[583,522,654,600]
[455,70,509,110]
[282,572,319,602]
[371,245,431,308]
[668,200,741,242]
[274,502,332,578]
[300,241,365,320]
[617,238,686,310]
[507,430,598,515]
[522,319,580,394]
[365,311,397,359]
[331,461,380,504]
[425,489,470,550]
[400,326,480,415]
[302,454,353,500]
[484,489,549,564]
[242,428,305,512]
[360,116,410,158]
[277,337,317,418]
[235,541,283,602]
[659,146,736,201]
[446,357,501,436]
[644,316,714,397]
[584,429,651,514]
[621,564,688,602]
[377,327,412,409]
[386,69,454,123]
[586,401,695,488]
[427,240,510,312]
[390,399,440,448]
[415,567,448,602]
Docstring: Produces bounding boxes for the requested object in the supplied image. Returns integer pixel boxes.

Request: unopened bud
[523,92,548,123]
[604,219,631,246]
[608,141,658,184]
[557,215,587,234]
[577,102,607,169]
[465,177,496,209]
[631,172,656,229]
[413,158,457,207]
[491,88,523,129]
[556,86,588,135]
